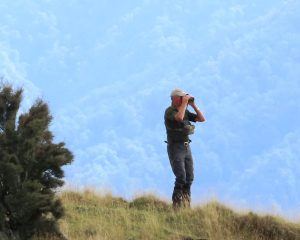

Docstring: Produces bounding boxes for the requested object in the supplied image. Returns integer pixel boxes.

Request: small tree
[0,84,73,239]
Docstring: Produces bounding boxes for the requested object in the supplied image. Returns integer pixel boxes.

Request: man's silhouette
[164,88,205,208]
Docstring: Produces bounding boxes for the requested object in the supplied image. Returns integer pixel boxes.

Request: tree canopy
[0,85,73,239]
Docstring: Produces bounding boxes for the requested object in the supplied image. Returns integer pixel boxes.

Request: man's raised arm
[189,102,205,122]
[174,95,190,122]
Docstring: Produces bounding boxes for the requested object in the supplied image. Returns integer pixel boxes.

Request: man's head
[170,88,187,107]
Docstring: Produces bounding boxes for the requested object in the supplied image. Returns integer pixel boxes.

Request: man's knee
[185,161,194,185]
[175,176,186,188]
[172,160,186,185]
[186,174,194,185]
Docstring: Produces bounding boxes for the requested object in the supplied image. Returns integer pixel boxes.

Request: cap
[170,88,187,97]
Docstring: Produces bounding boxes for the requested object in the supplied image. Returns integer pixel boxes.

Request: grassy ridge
[35,190,300,240]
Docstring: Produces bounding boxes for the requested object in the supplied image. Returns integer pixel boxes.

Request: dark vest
[164,106,192,142]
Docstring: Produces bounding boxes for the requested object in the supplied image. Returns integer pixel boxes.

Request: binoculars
[185,94,194,103]
[188,96,194,103]
[180,94,194,103]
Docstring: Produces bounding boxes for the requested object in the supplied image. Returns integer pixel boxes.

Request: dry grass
[33,190,300,240]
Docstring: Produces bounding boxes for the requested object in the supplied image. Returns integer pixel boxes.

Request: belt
[165,140,191,146]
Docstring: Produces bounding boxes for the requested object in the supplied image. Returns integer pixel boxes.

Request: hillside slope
[34,190,300,240]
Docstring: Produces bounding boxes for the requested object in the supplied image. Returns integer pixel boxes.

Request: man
[164,88,205,209]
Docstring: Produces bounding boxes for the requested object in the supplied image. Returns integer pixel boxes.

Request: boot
[172,188,183,210]
[182,185,191,208]
[182,192,191,208]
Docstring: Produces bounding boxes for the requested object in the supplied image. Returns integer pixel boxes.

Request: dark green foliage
[0,85,73,239]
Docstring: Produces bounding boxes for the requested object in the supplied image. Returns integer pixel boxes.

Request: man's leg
[183,145,194,208]
[167,143,186,209]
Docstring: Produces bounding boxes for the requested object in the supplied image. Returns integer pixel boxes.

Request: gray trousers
[167,142,194,197]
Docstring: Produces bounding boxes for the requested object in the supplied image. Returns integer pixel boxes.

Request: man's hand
[182,95,191,104]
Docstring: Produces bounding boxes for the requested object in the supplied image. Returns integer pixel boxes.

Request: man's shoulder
[164,106,177,120]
